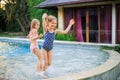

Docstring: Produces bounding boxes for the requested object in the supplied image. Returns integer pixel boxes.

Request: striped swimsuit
[43,30,55,52]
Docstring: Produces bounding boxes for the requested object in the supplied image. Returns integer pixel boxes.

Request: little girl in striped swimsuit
[28,19,46,78]
[42,13,75,74]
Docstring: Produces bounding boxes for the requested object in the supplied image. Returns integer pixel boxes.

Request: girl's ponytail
[45,14,48,27]
[42,13,48,29]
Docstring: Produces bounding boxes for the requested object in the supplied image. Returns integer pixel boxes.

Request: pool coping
[43,50,120,80]
[0,37,118,46]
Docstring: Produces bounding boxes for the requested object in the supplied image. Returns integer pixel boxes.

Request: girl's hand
[42,13,47,19]
[69,19,75,25]
[27,35,29,38]
[39,34,43,38]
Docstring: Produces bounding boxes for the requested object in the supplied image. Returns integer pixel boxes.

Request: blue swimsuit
[43,30,55,52]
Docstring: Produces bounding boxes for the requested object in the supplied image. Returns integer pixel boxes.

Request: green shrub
[0,28,2,33]
[101,45,120,53]
[55,33,75,41]
[114,45,120,53]
[101,46,114,50]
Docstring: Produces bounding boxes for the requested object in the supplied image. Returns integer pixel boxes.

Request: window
[63,5,112,44]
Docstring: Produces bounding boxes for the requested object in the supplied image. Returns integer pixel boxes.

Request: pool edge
[44,50,120,80]
[0,37,118,46]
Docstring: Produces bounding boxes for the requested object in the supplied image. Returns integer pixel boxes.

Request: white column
[112,2,116,45]
[58,6,64,30]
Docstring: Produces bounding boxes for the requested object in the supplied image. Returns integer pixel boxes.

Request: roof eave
[35,0,111,9]
[34,5,57,9]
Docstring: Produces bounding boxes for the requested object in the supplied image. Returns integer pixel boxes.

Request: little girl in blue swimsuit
[42,13,75,73]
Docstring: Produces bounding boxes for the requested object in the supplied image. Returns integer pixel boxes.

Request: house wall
[57,1,120,44]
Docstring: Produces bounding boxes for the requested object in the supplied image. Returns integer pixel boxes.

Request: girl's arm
[55,19,75,34]
[27,34,30,38]
[32,34,43,41]
[42,13,47,34]
[30,29,43,40]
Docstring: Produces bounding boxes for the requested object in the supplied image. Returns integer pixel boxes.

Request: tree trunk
[17,18,26,35]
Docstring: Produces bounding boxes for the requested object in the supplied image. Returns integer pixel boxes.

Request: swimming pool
[0,38,109,80]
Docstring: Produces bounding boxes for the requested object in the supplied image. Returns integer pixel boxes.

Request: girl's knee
[45,62,48,66]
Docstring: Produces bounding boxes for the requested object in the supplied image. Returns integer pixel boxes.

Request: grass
[0,32,25,37]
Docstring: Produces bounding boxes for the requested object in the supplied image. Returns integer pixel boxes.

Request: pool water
[0,39,109,80]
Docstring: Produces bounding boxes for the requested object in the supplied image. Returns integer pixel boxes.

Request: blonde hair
[47,15,57,22]
[43,14,57,27]
[30,19,39,30]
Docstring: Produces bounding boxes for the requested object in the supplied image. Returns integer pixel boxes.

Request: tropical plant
[3,0,30,35]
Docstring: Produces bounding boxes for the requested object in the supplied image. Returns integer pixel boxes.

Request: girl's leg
[47,50,52,67]
[42,48,48,71]
[33,48,43,71]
